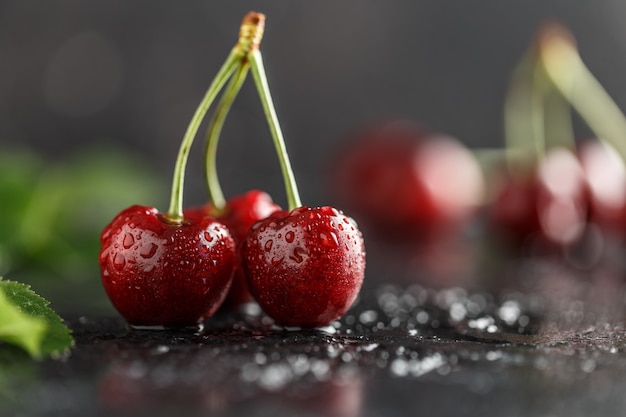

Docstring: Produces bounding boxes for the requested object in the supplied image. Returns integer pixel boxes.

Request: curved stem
[542,81,575,151]
[530,53,548,162]
[503,48,542,176]
[204,62,251,212]
[249,49,302,210]
[166,11,267,221]
[166,51,241,221]
[538,23,626,165]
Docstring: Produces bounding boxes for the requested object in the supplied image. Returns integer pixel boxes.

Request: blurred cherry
[330,120,484,240]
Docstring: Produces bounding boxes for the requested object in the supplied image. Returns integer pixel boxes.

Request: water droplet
[123,233,134,249]
[113,253,125,270]
[285,231,295,243]
[102,269,110,277]
[204,231,214,242]
[271,256,284,266]
[139,243,158,259]
[290,247,306,263]
[337,223,344,231]
[320,231,339,248]
[264,239,274,252]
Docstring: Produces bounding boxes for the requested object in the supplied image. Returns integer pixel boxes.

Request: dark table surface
[4,234,626,417]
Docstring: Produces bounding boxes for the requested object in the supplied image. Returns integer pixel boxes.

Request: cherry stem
[166,12,267,222]
[204,62,251,213]
[249,49,302,210]
[542,78,575,151]
[503,47,541,176]
[538,22,626,165]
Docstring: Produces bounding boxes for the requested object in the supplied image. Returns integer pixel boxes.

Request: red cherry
[489,148,588,248]
[243,206,366,328]
[331,120,484,238]
[99,205,236,328]
[98,14,268,327]
[578,140,626,230]
[185,190,281,309]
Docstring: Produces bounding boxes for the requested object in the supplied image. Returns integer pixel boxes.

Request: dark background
[3,1,626,208]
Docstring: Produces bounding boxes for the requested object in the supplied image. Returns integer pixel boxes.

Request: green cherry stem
[538,22,626,165]
[204,62,251,213]
[542,79,575,151]
[249,49,302,210]
[166,12,266,222]
[503,47,542,176]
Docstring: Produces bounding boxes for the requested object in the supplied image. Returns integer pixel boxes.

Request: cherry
[486,23,611,251]
[488,148,588,248]
[330,120,484,238]
[579,140,626,231]
[184,16,282,310]
[99,13,265,328]
[244,206,365,327]
[185,190,281,309]
[240,34,366,328]
[536,23,626,237]
[100,206,235,327]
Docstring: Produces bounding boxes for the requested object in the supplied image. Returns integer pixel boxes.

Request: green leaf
[0,278,73,358]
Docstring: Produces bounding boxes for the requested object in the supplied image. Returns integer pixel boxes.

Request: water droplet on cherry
[290,246,306,263]
[264,239,274,252]
[123,233,135,249]
[285,231,295,243]
[113,253,125,270]
[204,231,214,242]
[140,243,158,259]
[320,231,339,248]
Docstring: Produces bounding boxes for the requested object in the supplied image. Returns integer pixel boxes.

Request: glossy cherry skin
[243,206,366,328]
[489,148,588,248]
[331,120,484,238]
[185,190,281,309]
[99,205,236,328]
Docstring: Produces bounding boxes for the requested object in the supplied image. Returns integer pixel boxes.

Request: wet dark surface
[5,235,626,417]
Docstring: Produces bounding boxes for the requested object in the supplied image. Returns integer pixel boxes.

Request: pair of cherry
[489,23,626,250]
[99,13,365,330]
[331,22,626,255]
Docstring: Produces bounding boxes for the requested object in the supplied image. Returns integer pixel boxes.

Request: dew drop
[204,231,214,242]
[320,231,339,248]
[123,233,135,249]
[140,243,158,259]
[285,231,295,243]
[264,239,274,252]
[290,246,306,263]
[113,253,125,270]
